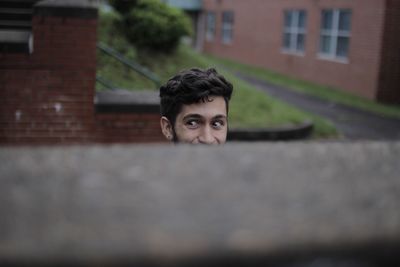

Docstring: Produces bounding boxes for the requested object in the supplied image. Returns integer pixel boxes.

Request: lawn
[96,10,337,138]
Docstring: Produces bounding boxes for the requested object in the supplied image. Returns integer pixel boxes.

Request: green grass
[96,10,156,90]
[96,10,337,138]
[203,54,400,119]
[184,48,337,137]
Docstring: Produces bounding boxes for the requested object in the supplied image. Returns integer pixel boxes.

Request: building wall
[96,113,165,144]
[0,9,98,144]
[377,0,400,104]
[202,0,387,101]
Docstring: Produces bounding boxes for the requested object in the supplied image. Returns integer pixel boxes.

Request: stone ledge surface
[95,90,160,113]
[95,90,159,105]
[36,0,98,8]
[228,121,313,141]
[0,142,400,266]
[34,0,98,19]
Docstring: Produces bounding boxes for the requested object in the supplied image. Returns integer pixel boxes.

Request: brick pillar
[0,0,98,145]
[377,0,400,104]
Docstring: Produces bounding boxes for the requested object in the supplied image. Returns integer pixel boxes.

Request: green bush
[110,0,192,53]
[108,0,138,15]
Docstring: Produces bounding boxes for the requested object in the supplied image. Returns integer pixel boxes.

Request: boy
[159,68,233,144]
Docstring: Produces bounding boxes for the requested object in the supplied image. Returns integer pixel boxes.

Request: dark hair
[159,68,233,125]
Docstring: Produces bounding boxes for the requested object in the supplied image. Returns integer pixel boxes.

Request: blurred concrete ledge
[1,142,400,266]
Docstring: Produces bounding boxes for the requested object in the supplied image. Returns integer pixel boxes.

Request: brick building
[201,0,400,104]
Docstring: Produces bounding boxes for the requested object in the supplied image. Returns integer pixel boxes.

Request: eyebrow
[212,115,227,120]
[182,114,202,120]
[183,114,227,120]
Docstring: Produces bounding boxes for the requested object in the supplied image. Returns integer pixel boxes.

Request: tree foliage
[109,0,192,53]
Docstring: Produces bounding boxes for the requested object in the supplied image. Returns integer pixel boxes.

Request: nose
[198,126,216,145]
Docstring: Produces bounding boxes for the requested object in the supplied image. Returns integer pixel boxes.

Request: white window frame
[318,9,351,63]
[221,11,234,44]
[282,10,307,55]
[206,11,216,42]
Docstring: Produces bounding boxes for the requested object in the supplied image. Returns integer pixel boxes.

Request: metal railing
[95,75,117,90]
[96,42,161,90]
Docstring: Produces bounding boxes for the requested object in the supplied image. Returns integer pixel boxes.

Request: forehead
[179,96,227,119]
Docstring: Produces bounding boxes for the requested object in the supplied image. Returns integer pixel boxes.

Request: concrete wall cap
[95,89,159,105]
[35,0,99,8]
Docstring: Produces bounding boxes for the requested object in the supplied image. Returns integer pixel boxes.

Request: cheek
[175,125,198,142]
[216,131,228,141]
[212,127,227,141]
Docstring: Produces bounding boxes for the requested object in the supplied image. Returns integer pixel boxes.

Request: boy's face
[161,96,228,145]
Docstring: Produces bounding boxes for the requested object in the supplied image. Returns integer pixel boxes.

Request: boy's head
[159,68,233,144]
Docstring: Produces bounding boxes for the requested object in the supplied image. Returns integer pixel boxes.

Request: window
[206,11,216,41]
[319,9,352,61]
[221,11,234,44]
[282,10,307,54]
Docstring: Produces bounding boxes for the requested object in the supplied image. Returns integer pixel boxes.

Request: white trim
[331,10,340,58]
[281,48,305,57]
[317,53,349,64]
[29,32,33,54]
[0,29,30,42]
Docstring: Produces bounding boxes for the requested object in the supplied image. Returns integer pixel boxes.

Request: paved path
[237,73,400,140]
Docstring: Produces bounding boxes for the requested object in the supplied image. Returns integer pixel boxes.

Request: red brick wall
[0,14,98,144]
[96,113,165,143]
[377,0,400,104]
[0,5,166,145]
[202,0,388,101]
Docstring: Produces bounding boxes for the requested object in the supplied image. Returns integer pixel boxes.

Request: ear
[160,116,173,141]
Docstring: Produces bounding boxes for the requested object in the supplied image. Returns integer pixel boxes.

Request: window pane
[339,10,352,31]
[320,35,331,54]
[223,11,233,23]
[206,12,215,40]
[222,12,227,22]
[336,36,349,57]
[283,33,291,49]
[283,10,307,53]
[322,10,333,30]
[222,29,232,43]
[297,33,305,52]
[208,13,215,26]
[298,11,307,29]
[284,11,293,28]
[222,11,234,43]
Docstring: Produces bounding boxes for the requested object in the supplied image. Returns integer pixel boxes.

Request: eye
[212,120,225,129]
[185,119,200,129]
